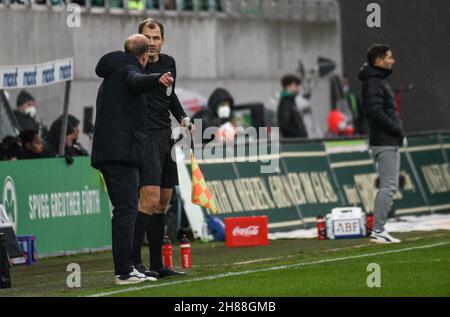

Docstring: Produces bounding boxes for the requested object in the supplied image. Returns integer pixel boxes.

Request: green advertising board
[395,149,431,215]
[326,141,377,213]
[0,157,112,256]
[326,140,431,216]
[185,140,343,231]
[406,136,450,213]
[279,141,342,228]
[440,133,450,176]
[1,134,449,255]
[186,141,309,232]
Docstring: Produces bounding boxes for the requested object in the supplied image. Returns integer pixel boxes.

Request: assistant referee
[132,18,192,278]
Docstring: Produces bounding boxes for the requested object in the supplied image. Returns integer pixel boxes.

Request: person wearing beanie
[13,90,41,132]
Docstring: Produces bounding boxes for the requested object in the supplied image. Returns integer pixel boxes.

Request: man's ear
[142,53,149,66]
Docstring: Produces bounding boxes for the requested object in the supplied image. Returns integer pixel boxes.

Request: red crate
[224,216,269,247]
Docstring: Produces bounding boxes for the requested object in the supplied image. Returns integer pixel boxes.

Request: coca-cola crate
[224,216,269,248]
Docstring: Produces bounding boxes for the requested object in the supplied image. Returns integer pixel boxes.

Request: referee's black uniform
[133,54,186,272]
[140,53,186,189]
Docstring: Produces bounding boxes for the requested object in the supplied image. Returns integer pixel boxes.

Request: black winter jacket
[359,64,403,146]
[13,110,41,132]
[278,94,308,138]
[91,51,162,169]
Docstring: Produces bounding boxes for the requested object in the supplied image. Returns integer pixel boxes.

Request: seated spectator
[46,114,88,156]
[192,87,236,143]
[18,129,51,160]
[64,114,89,156]
[13,90,47,134]
[128,0,145,10]
[2,136,22,161]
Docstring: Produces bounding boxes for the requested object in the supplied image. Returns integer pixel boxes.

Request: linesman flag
[191,151,218,214]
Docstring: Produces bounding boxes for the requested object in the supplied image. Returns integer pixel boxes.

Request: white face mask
[217,105,231,119]
[24,106,37,118]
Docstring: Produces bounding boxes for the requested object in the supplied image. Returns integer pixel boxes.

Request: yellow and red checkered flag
[191,151,218,214]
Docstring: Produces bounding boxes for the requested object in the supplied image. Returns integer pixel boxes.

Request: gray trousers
[371,146,400,232]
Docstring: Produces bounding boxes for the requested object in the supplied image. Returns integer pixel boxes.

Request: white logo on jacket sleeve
[166,85,173,96]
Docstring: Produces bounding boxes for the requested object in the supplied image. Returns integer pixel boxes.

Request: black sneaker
[134,263,159,278]
[155,267,187,278]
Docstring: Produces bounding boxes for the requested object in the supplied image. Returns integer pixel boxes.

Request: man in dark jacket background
[92,34,173,285]
[359,44,403,244]
[277,74,308,138]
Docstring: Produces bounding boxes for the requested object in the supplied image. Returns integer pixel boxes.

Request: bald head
[124,34,150,66]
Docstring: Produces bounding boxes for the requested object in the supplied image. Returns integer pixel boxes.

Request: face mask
[24,106,37,118]
[217,105,231,119]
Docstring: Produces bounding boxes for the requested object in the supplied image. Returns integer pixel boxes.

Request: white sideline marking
[85,241,450,297]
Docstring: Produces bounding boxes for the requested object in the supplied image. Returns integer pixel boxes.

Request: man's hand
[181,117,195,135]
[159,72,174,87]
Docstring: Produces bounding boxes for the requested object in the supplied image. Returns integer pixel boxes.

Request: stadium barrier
[0,157,112,256]
[178,133,450,237]
[0,133,449,255]
[0,0,339,23]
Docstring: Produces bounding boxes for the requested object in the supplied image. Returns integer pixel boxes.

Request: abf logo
[2,176,18,231]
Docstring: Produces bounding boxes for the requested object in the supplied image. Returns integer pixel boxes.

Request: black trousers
[100,163,139,275]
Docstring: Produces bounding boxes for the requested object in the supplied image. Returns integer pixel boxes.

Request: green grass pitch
[1,231,449,297]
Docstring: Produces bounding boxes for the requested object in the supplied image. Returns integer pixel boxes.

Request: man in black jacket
[92,34,173,285]
[359,44,403,244]
[277,74,308,138]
